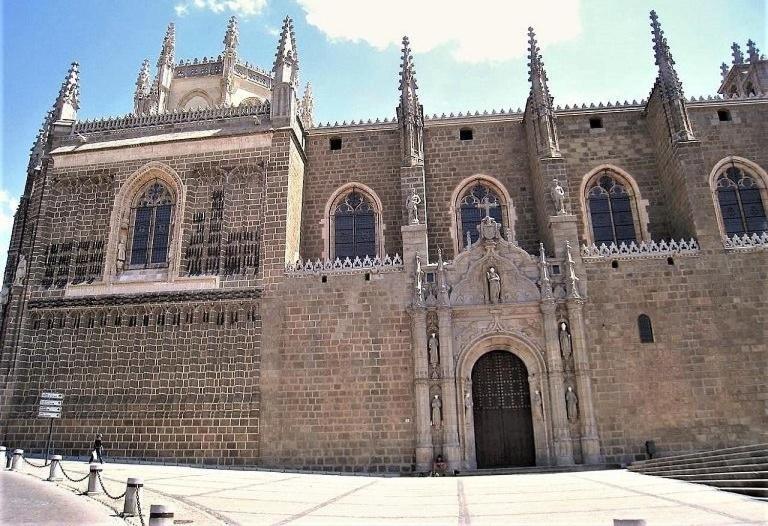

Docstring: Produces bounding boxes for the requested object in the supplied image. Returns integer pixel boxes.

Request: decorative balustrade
[72,101,270,134]
[723,232,768,250]
[286,254,403,275]
[581,239,699,259]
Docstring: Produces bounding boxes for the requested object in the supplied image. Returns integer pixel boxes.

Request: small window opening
[611,260,619,269]
[142,314,150,326]
[329,137,342,150]
[589,118,603,129]
[638,314,654,343]
[666,257,674,266]
[717,109,731,122]
[425,272,435,283]
[321,275,328,283]
[365,272,371,281]
[459,128,473,141]
[128,315,136,327]
[551,264,561,275]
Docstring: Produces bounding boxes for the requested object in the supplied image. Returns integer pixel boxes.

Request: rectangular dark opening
[459,128,473,141]
[589,118,603,129]
[717,109,731,122]
[329,137,342,150]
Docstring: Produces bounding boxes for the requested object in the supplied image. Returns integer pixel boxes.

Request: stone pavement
[12,460,768,525]
[0,470,123,525]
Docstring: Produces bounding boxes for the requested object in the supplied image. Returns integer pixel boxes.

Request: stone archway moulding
[320,182,387,260]
[103,161,187,282]
[707,156,768,240]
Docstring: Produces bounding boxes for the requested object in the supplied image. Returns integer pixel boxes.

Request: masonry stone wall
[583,250,768,465]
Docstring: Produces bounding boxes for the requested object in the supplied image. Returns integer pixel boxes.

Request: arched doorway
[472,350,535,468]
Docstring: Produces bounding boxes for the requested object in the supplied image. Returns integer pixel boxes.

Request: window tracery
[715,165,767,236]
[128,181,175,268]
[586,174,638,246]
[332,190,377,259]
[458,183,505,248]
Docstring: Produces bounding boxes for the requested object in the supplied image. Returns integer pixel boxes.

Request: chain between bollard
[96,471,127,500]
[22,456,49,469]
[60,464,91,483]
[136,489,147,526]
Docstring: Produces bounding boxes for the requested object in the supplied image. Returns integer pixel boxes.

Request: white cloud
[0,187,19,279]
[296,0,582,63]
[175,0,267,17]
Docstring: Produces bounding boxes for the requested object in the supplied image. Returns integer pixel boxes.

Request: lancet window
[458,183,505,248]
[586,174,638,246]
[715,165,768,236]
[128,181,175,268]
[332,190,377,259]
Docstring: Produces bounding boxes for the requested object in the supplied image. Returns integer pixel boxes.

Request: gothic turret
[649,10,695,142]
[526,27,560,158]
[133,59,152,116]
[270,16,299,127]
[298,82,314,128]
[396,36,424,167]
[719,38,766,97]
[221,16,239,106]
[52,62,80,124]
[155,23,175,113]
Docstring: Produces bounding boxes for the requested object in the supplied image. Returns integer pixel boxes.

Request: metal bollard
[614,520,647,526]
[47,455,63,481]
[148,504,174,526]
[123,477,143,516]
[0,446,6,470]
[10,449,23,471]
[86,463,103,494]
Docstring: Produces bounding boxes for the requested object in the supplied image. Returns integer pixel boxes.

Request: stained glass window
[129,181,175,268]
[587,175,637,246]
[716,166,767,236]
[333,190,376,259]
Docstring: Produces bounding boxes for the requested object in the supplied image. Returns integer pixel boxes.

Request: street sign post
[38,391,64,462]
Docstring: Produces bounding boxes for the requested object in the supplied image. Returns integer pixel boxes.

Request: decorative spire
[158,22,175,68]
[223,16,239,53]
[53,62,80,122]
[564,241,581,300]
[298,82,314,128]
[437,248,450,306]
[720,62,729,81]
[649,11,694,142]
[526,27,560,157]
[273,16,298,86]
[731,42,744,65]
[539,243,553,301]
[396,36,424,166]
[746,39,760,63]
[134,60,152,115]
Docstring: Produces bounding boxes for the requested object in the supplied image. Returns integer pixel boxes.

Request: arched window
[638,314,654,343]
[715,164,768,236]
[586,174,638,246]
[128,181,175,268]
[458,183,505,248]
[333,190,376,259]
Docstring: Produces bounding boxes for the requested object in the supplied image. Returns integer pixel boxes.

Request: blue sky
[1,0,765,273]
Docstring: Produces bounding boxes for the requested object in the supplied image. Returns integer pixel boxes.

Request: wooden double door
[472,350,535,468]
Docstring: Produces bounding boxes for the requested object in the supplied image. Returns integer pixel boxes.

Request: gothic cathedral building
[1,12,767,473]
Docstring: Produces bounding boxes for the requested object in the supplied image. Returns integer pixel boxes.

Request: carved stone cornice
[28,287,261,310]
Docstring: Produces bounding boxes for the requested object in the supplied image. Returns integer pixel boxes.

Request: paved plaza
[8,460,768,525]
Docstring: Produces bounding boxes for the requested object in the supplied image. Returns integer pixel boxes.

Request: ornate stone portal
[407,214,602,472]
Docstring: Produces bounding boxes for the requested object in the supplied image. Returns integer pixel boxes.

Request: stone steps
[629,443,768,500]
[459,464,619,476]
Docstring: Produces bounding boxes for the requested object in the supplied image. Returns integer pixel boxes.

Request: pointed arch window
[586,174,638,246]
[638,314,654,343]
[128,181,175,268]
[458,183,505,248]
[715,165,767,236]
[333,190,376,259]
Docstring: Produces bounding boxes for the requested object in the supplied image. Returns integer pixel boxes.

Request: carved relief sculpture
[116,240,127,271]
[14,254,27,286]
[566,386,579,421]
[533,387,544,419]
[431,394,442,425]
[551,178,566,215]
[486,266,501,304]
[406,188,421,224]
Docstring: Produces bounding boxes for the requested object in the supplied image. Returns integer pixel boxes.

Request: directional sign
[40,399,62,407]
[38,391,64,418]
[38,410,61,418]
[41,392,64,400]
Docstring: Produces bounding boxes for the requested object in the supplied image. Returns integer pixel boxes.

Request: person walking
[90,433,104,464]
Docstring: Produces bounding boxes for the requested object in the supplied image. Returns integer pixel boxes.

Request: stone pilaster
[566,300,601,464]
[437,308,461,471]
[540,301,575,465]
[411,308,433,472]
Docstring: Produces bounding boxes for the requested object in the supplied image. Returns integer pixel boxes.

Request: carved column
[566,300,602,464]
[411,308,433,472]
[541,300,575,465]
[437,307,461,471]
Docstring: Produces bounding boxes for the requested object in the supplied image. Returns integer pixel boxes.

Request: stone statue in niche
[559,322,573,361]
[464,392,473,413]
[533,388,543,418]
[431,394,442,425]
[116,240,127,270]
[406,188,421,224]
[14,254,27,286]
[551,178,567,215]
[486,266,501,304]
[428,333,439,365]
[566,386,579,421]
[0,285,9,317]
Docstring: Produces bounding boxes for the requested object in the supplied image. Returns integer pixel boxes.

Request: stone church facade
[1,12,767,473]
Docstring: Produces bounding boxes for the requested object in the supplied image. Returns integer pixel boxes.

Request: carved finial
[273,16,299,86]
[158,22,175,68]
[731,42,744,65]
[720,62,729,81]
[527,26,560,156]
[650,11,683,99]
[134,59,152,115]
[746,39,760,63]
[397,35,423,166]
[299,82,314,128]
[564,241,581,300]
[53,62,80,122]
[539,243,553,301]
[223,15,239,52]
[399,36,418,104]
